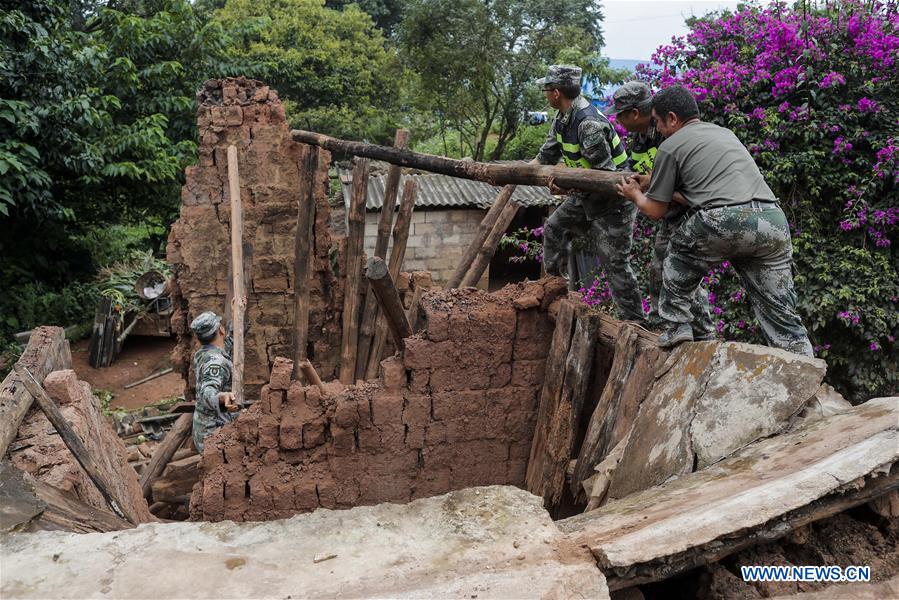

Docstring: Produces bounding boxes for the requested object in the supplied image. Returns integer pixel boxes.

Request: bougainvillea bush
[511,2,898,402]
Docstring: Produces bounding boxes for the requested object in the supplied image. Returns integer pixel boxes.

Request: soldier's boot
[658,323,694,348]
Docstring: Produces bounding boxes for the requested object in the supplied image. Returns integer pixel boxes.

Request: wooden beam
[227,145,246,406]
[447,185,515,289]
[138,413,193,500]
[292,145,319,369]
[406,284,425,333]
[291,130,622,196]
[365,257,413,352]
[364,179,417,380]
[14,365,134,524]
[339,158,370,383]
[460,200,520,288]
[298,359,325,394]
[356,129,410,379]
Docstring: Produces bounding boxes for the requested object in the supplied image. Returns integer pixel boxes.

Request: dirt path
[71,336,185,411]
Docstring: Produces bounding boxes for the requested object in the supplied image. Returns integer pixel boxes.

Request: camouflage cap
[606,81,653,115]
[536,65,582,90]
[191,311,222,341]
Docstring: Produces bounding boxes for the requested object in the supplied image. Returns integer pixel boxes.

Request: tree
[397,0,608,161]
[325,0,404,36]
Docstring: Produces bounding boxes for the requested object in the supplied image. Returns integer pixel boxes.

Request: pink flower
[857,97,880,113]
[820,71,846,88]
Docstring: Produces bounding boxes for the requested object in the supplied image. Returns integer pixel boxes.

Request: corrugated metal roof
[337,166,560,211]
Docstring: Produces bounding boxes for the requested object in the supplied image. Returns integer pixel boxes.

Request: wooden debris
[460,200,520,288]
[365,257,412,352]
[447,185,516,288]
[150,455,201,505]
[298,359,325,393]
[558,396,899,590]
[139,413,193,500]
[291,129,623,196]
[292,145,319,369]
[123,367,174,390]
[227,145,247,406]
[14,366,135,524]
[339,158,370,383]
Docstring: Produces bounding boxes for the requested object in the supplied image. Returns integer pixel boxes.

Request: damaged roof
[337,164,560,211]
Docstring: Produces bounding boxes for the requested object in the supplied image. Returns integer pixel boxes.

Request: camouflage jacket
[626,118,664,175]
[192,334,237,452]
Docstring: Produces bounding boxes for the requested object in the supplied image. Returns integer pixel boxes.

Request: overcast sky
[603,1,760,61]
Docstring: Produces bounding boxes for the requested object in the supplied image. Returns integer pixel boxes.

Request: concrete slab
[1,485,608,600]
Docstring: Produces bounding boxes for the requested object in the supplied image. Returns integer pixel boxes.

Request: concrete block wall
[363,208,488,287]
[190,279,568,522]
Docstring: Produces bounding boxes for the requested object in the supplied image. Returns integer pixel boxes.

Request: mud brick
[43,370,82,406]
[411,469,451,500]
[507,459,528,483]
[486,386,536,412]
[423,308,450,342]
[334,397,360,428]
[511,359,546,387]
[490,363,512,388]
[378,424,406,450]
[505,410,537,442]
[304,384,324,409]
[509,441,531,460]
[409,369,430,393]
[200,475,225,518]
[269,356,294,390]
[330,424,355,453]
[237,416,259,446]
[262,448,280,465]
[403,337,437,369]
[223,439,245,464]
[223,470,246,503]
[371,392,404,426]
[248,474,274,511]
[264,386,285,416]
[202,439,225,470]
[316,478,338,508]
[272,480,295,511]
[279,414,302,450]
[402,393,431,427]
[380,356,406,391]
[405,424,425,449]
[429,367,490,392]
[278,449,304,465]
[432,390,487,421]
[334,479,362,507]
[286,381,307,407]
[423,422,448,448]
[357,425,382,452]
[258,414,280,449]
[302,420,326,448]
[294,483,319,511]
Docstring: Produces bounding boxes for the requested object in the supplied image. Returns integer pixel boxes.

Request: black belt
[685,199,777,218]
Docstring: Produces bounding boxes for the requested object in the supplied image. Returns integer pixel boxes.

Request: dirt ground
[71,336,185,411]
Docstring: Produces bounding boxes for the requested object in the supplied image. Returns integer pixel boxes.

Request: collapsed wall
[190,279,567,521]
[167,77,343,397]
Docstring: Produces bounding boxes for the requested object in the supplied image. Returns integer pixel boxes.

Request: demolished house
[1,78,897,599]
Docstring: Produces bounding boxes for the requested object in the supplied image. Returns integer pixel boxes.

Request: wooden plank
[406,285,425,333]
[0,326,69,458]
[525,299,576,496]
[364,257,412,352]
[150,454,201,505]
[460,200,520,288]
[227,145,247,405]
[356,129,410,379]
[339,158,370,383]
[447,185,515,289]
[139,413,193,500]
[291,129,623,197]
[364,178,417,380]
[558,397,899,587]
[14,365,135,524]
[292,145,318,368]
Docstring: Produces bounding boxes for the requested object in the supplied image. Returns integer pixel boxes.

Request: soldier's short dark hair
[555,84,582,100]
[652,85,699,121]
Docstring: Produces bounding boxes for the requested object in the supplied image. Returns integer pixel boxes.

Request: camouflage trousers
[660,202,814,357]
[544,195,645,322]
[648,209,715,338]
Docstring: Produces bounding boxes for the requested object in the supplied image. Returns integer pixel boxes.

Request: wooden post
[298,359,325,394]
[227,145,246,406]
[14,365,135,524]
[406,285,425,333]
[365,257,413,351]
[138,413,193,500]
[447,185,515,288]
[356,129,410,379]
[364,179,417,379]
[460,200,520,288]
[292,146,319,370]
[291,129,623,196]
[339,158,370,383]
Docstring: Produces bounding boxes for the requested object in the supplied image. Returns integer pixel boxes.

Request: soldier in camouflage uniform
[535,65,645,322]
[608,82,715,339]
[190,311,240,452]
[616,85,813,356]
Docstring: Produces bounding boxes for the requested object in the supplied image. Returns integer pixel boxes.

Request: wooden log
[298,359,325,394]
[338,158,370,383]
[406,285,425,333]
[460,200,521,288]
[447,185,516,289]
[227,145,247,405]
[14,365,134,524]
[150,454,201,504]
[364,179,417,380]
[0,327,70,458]
[292,145,318,370]
[356,129,410,380]
[138,413,193,500]
[526,300,576,496]
[124,367,174,390]
[291,129,622,196]
[365,257,413,352]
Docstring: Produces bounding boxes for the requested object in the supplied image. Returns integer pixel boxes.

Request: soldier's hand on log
[219,392,239,412]
[547,176,568,196]
[615,176,642,202]
[631,173,651,192]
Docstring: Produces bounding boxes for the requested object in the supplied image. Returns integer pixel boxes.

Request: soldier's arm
[579,119,615,170]
[535,120,562,165]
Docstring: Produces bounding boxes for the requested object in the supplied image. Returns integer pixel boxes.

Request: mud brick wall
[168,77,343,398]
[190,279,566,522]
[10,369,155,524]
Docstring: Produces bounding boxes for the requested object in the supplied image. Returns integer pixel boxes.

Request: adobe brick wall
[190,279,567,522]
[167,77,343,398]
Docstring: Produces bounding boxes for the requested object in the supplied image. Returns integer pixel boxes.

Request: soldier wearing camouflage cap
[616,85,813,356]
[533,65,645,323]
[611,81,715,339]
[190,310,240,452]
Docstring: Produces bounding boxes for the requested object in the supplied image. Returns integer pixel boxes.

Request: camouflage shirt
[626,117,664,174]
[536,96,619,171]
[192,333,237,453]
